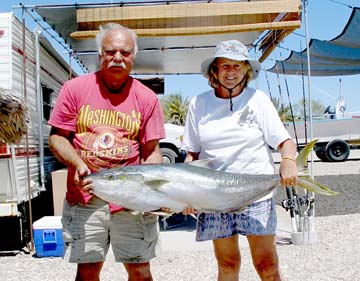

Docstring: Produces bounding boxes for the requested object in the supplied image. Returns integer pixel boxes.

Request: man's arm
[49,127,92,191]
[140,139,163,165]
[49,127,82,168]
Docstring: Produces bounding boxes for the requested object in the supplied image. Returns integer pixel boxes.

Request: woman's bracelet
[281,157,296,163]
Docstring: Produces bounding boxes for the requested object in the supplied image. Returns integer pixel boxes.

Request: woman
[182,40,298,281]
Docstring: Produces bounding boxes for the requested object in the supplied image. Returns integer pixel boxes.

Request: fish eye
[104,173,115,180]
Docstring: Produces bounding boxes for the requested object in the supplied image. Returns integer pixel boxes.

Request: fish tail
[298,176,339,196]
[296,139,339,196]
[295,139,318,172]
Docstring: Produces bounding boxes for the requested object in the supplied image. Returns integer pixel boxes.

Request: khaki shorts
[62,197,160,263]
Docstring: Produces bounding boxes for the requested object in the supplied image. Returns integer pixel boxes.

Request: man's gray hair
[95,23,138,57]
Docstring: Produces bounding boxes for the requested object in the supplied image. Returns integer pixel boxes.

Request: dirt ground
[1,152,359,281]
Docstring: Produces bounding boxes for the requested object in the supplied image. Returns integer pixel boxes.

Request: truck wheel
[315,149,330,162]
[325,139,350,162]
[161,147,178,164]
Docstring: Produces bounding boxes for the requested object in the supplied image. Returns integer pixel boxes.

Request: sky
[166,0,360,114]
[2,0,360,113]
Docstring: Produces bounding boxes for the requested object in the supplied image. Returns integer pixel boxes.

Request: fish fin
[149,210,174,217]
[145,180,170,190]
[296,139,318,173]
[298,176,339,196]
[187,159,217,169]
[130,210,175,217]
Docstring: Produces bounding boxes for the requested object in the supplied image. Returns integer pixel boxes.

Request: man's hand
[74,165,93,194]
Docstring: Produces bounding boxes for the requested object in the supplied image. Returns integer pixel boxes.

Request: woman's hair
[207,58,253,88]
[95,23,138,57]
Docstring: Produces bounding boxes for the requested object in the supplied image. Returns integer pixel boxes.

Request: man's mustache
[108,61,126,69]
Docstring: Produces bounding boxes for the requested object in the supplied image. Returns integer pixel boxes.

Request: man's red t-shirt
[49,72,165,212]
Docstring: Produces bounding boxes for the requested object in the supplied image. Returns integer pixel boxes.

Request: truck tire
[315,149,330,162]
[161,147,178,164]
[325,139,350,162]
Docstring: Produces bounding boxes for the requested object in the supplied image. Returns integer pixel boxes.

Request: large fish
[89,140,337,213]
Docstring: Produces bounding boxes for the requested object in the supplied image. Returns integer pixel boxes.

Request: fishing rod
[274,60,286,123]
[279,51,300,152]
[300,42,308,145]
[264,71,273,101]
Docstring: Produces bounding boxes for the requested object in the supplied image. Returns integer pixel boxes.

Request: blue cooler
[33,216,64,257]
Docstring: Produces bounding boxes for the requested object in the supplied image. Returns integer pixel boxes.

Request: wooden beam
[70,20,301,39]
[258,28,295,62]
[257,7,302,62]
[69,0,302,63]
[72,0,301,36]
[75,0,301,25]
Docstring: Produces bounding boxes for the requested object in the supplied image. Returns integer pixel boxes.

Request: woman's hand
[182,205,198,215]
[278,139,298,187]
[279,158,298,187]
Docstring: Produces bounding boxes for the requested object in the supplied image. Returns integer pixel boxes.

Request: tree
[292,98,327,120]
[271,96,327,121]
[271,96,293,122]
[160,93,189,126]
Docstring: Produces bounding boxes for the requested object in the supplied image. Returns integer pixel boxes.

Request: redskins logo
[79,126,132,170]
[94,132,115,150]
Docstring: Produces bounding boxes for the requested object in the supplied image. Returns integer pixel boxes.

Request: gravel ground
[1,152,359,281]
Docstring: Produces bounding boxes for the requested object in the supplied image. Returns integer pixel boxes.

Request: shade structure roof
[33,0,302,75]
[267,7,360,76]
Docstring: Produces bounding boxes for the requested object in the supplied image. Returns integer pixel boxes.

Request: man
[48,23,165,281]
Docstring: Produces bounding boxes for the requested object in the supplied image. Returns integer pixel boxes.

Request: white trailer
[0,12,75,250]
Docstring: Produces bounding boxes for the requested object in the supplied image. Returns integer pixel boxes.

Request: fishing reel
[281,195,314,211]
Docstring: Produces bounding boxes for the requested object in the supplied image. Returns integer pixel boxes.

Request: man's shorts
[196,198,277,241]
[62,197,160,263]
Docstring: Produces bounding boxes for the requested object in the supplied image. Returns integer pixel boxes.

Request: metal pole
[303,0,316,234]
[304,0,314,172]
[35,27,46,195]
[22,6,34,252]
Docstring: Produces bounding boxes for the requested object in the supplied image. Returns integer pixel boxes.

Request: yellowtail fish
[89,140,337,213]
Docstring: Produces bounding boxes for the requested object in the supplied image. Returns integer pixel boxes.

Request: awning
[267,7,360,76]
[33,0,302,75]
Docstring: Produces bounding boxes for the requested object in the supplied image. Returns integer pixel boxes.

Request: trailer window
[42,85,53,121]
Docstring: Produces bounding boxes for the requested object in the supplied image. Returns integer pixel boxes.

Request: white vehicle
[285,115,360,162]
[160,123,185,163]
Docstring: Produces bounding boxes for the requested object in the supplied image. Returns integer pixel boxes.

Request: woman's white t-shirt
[182,87,291,202]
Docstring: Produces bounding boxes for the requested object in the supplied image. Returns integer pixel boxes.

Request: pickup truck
[160,123,185,163]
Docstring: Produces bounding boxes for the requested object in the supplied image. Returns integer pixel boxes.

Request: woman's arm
[278,138,298,187]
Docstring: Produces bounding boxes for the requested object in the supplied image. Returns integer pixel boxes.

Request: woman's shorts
[62,197,160,263]
[196,198,277,241]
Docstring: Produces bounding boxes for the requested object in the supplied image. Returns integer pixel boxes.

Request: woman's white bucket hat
[201,40,261,80]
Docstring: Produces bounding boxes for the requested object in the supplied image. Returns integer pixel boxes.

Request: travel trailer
[0,12,76,250]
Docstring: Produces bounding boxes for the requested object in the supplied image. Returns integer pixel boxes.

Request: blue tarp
[267,7,360,76]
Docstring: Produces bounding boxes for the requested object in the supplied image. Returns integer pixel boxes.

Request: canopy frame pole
[304,0,314,175]
[303,0,316,234]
